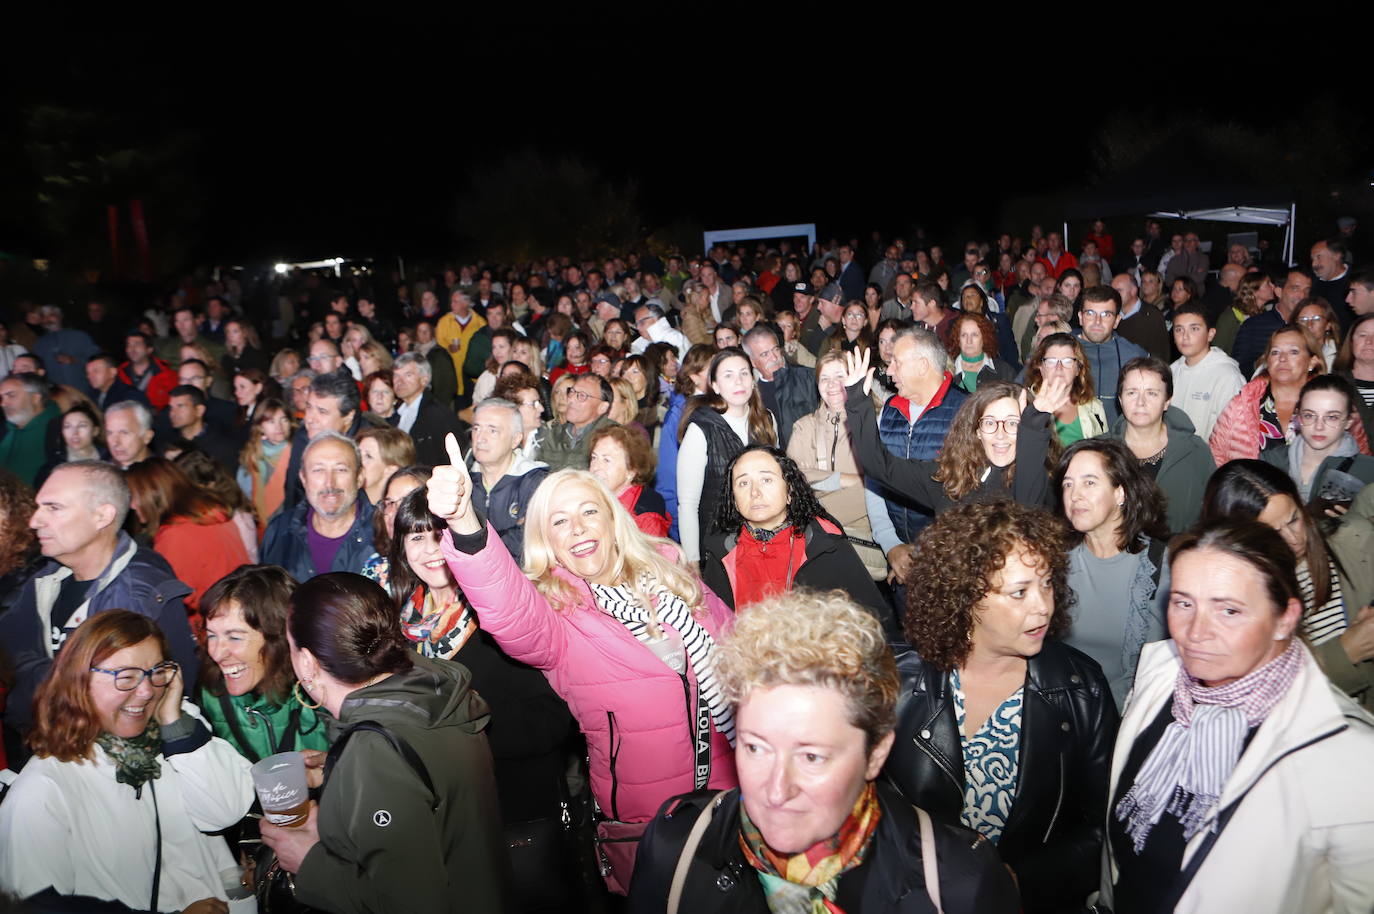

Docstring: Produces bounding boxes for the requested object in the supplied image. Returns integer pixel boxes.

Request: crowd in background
[0,216,1373,913]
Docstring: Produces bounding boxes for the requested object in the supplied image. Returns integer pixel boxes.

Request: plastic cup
[250,752,310,828]
[220,865,253,901]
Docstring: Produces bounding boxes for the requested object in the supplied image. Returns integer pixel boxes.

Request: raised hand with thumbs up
[428,433,482,536]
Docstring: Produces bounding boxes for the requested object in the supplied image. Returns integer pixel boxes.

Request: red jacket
[1083,232,1115,262]
[1037,251,1080,280]
[617,484,671,538]
[118,357,178,411]
[548,361,591,386]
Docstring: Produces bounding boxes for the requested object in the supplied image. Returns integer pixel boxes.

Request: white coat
[0,701,256,912]
[1100,640,1374,913]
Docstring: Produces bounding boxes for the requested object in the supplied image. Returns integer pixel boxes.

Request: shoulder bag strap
[667,790,730,914]
[148,781,162,914]
[217,692,262,764]
[915,805,942,914]
[324,720,438,811]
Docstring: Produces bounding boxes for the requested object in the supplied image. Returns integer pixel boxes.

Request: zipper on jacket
[1041,754,1065,843]
[679,672,698,785]
[607,710,620,821]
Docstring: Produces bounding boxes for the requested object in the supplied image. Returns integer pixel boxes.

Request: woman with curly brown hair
[885,499,1119,914]
[0,468,39,618]
[1024,331,1107,444]
[842,348,1067,515]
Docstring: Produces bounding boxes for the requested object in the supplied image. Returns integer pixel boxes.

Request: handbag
[845,530,889,581]
[594,818,650,896]
[505,792,577,909]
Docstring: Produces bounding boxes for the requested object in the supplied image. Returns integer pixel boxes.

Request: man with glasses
[173,357,236,432]
[537,374,615,472]
[1,460,198,741]
[1076,285,1148,425]
[630,304,690,360]
[743,325,818,449]
[307,338,345,376]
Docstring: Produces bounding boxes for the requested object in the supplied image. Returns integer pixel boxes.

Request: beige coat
[786,404,884,579]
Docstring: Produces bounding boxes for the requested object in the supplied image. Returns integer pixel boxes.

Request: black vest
[688,407,754,556]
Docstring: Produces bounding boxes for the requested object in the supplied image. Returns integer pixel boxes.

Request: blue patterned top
[951,667,1024,844]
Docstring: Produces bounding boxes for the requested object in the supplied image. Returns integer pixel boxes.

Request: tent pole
[1287,203,1297,266]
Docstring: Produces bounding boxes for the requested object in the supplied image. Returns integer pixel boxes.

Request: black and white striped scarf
[590,576,736,746]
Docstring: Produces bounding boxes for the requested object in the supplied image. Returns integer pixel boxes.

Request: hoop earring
[294,680,323,710]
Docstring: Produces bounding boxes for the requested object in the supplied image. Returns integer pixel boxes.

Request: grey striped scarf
[1115,639,1303,852]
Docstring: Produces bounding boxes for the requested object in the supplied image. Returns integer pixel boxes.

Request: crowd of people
[1,218,1373,913]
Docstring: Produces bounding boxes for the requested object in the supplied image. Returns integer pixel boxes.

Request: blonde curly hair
[716,589,898,751]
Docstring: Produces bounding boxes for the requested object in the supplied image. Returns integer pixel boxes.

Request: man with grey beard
[261,430,375,580]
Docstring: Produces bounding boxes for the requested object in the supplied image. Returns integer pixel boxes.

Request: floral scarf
[738,781,881,914]
[95,719,162,798]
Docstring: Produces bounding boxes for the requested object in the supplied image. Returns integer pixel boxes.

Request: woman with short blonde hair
[628,590,1019,912]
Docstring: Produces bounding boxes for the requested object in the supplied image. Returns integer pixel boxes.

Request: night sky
[2,22,1365,268]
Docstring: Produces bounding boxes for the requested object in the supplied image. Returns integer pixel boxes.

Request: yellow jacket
[435,312,487,396]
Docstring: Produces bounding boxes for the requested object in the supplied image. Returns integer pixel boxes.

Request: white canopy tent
[1145,203,1296,266]
[702,222,816,257]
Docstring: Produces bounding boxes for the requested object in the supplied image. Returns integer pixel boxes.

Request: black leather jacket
[883,642,1119,914]
[627,783,1019,914]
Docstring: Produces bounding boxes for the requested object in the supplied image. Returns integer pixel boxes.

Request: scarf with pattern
[738,781,881,914]
[95,719,162,798]
[1115,639,1303,851]
[401,587,476,660]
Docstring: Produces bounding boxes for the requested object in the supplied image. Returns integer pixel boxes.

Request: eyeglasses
[1040,357,1079,369]
[567,389,604,403]
[591,357,612,366]
[90,661,179,691]
[1298,410,1348,427]
[307,354,336,364]
[1297,315,1327,324]
[1080,309,1117,321]
[977,417,1021,436]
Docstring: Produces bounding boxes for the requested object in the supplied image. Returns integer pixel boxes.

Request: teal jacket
[199,687,330,762]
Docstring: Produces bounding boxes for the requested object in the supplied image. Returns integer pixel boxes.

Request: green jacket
[1109,405,1217,534]
[295,654,511,914]
[0,400,59,487]
[198,687,330,762]
[535,414,615,473]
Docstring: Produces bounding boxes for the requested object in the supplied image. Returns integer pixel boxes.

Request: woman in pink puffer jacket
[429,440,737,890]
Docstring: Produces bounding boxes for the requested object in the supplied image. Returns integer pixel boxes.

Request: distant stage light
[274,263,289,274]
